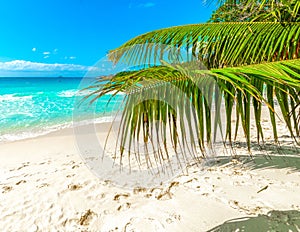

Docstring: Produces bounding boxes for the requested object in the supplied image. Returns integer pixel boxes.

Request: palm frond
[211,59,300,143]
[108,22,300,69]
[87,5,300,169]
[86,59,300,161]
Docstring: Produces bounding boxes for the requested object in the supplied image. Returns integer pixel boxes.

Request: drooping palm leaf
[86,59,300,164]
[108,22,300,69]
[84,6,300,170]
[210,59,300,144]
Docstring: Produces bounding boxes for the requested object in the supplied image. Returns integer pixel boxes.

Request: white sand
[1,109,300,231]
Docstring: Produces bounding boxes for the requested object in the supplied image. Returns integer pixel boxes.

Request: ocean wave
[0,94,33,102]
[57,89,126,98]
[0,123,72,143]
[5,112,34,118]
[57,89,95,98]
[0,115,118,143]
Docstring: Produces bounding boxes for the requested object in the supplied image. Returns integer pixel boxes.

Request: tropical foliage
[86,0,300,164]
[209,0,300,22]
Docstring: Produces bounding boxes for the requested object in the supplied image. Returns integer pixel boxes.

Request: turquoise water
[0,77,124,142]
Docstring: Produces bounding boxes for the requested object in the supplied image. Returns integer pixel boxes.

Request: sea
[0,77,124,142]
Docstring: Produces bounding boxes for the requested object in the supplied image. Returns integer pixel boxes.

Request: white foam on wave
[0,123,71,143]
[0,94,33,102]
[57,90,78,98]
[57,89,126,98]
[5,112,34,118]
[0,115,118,143]
[57,89,95,98]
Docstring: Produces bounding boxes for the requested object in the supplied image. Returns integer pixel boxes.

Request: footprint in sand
[66,174,75,178]
[156,181,179,201]
[133,187,147,194]
[15,180,26,185]
[228,200,264,215]
[156,191,172,201]
[144,193,152,198]
[117,202,131,211]
[113,193,130,201]
[78,209,97,226]
[63,160,75,166]
[103,180,111,186]
[37,183,49,188]
[2,186,12,193]
[71,165,79,169]
[166,213,181,224]
[16,162,29,170]
[68,184,82,191]
[133,187,151,198]
[107,226,119,232]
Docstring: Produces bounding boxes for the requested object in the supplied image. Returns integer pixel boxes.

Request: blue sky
[0,0,216,77]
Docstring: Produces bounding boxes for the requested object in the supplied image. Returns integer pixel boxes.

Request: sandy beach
[1,0,299,231]
[1,108,300,231]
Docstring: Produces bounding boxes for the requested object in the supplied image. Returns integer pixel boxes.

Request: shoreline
[0,115,119,144]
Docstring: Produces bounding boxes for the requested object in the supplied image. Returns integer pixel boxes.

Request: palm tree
[209,0,300,22]
[86,0,300,167]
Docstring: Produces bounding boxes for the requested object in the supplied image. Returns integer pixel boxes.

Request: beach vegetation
[86,0,300,164]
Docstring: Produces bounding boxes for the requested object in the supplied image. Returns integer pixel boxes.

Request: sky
[0,0,216,77]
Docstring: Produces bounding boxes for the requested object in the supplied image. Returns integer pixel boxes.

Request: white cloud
[129,1,156,8]
[0,60,98,72]
[53,48,58,54]
[44,55,50,59]
[138,2,155,8]
[43,51,51,55]
[32,48,37,52]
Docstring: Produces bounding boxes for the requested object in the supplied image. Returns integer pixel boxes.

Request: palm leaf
[86,59,300,162]
[108,22,300,69]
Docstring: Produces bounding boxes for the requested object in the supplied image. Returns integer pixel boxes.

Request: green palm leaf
[85,5,300,168]
[86,59,300,159]
[108,22,300,69]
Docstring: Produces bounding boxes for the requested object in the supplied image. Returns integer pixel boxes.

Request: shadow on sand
[209,141,300,172]
[207,210,300,232]
[204,142,300,231]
